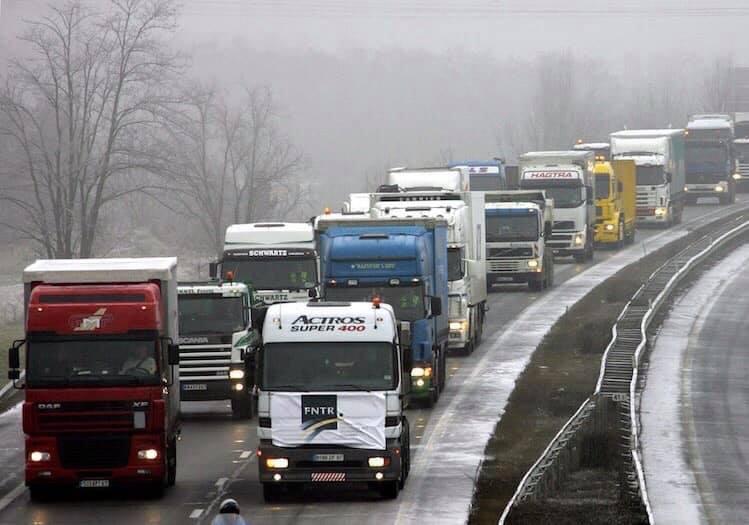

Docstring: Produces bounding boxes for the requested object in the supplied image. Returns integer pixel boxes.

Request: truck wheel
[528,278,543,292]
[28,485,52,502]
[263,483,283,503]
[231,396,253,420]
[401,417,411,487]
[167,437,177,487]
[616,220,625,249]
[379,480,400,500]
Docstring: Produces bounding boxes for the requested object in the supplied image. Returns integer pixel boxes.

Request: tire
[28,485,52,502]
[528,278,543,292]
[231,396,253,420]
[167,437,177,487]
[379,480,400,500]
[399,418,410,489]
[464,340,474,355]
[263,483,283,503]
[573,252,586,263]
[615,220,624,249]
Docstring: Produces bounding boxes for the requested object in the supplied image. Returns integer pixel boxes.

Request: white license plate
[79,479,109,488]
[313,454,344,462]
[183,383,207,391]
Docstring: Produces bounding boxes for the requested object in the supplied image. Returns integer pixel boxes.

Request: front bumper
[448,319,469,348]
[685,183,728,197]
[410,363,435,399]
[549,231,586,255]
[487,270,541,283]
[180,379,250,402]
[258,441,402,484]
[595,222,619,243]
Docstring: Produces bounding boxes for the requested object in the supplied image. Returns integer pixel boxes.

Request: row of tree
[0,0,305,258]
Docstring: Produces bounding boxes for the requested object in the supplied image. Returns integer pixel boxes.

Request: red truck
[7,258,181,499]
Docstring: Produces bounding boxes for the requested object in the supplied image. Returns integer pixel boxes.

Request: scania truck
[610,129,686,227]
[316,216,448,407]
[484,190,554,291]
[8,258,181,499]
[684,115,736,204]
[215,223,318,305]
[177,281,257,419]
[518,151,596,262]
[255,300,411,502]
[448,160,508,191]
[370,188,487,354]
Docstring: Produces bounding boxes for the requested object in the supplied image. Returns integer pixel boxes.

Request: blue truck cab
[449,159,508,192]
[315,216,449,407]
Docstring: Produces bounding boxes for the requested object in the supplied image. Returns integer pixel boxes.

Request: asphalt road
[0,198,745,525]
[641,239,749,525]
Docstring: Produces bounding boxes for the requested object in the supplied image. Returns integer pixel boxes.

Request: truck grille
[739,162,749,177]
[553,221,575,230]
[487,259,528,273]
[488,247,533,258]
[636,190,657,207]
[179,343,232,380]
[58,434,131,469]
[38,401,142,433]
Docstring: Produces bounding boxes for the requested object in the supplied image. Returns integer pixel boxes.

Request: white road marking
[239,450,252,459]
[0,483,25,514]
[215,477,228,487]
[189,508,203,519]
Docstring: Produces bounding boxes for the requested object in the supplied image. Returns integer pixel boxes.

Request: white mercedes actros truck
[255,301,411,502]
[216,223,319,305]
[369,174,487,354]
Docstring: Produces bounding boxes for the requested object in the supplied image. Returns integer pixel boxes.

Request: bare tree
[0,0,180,258]
[702,56,735,113]
[157,85,305,256]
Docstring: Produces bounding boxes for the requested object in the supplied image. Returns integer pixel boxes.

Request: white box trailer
[387,167,469,192]
[370,189,487,353]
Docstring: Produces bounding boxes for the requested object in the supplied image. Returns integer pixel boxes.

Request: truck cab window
[447,248,465,281]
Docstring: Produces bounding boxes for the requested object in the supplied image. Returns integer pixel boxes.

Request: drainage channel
[499,212,749,525]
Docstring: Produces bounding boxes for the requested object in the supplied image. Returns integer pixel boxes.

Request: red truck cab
[7,258,180,499]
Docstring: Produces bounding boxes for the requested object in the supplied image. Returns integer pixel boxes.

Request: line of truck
[4,118,739,504]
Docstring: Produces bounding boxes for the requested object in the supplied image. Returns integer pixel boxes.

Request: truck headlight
[266,458,289,469]
[368,457,390,468]
[229,369,245,380]
[733,173,742,180]
[411,367,432,378]
[715,185,725,192]
[655,207,667,217]
[604,223,615,232]
[449,320,468,332]
[574,232,585,246]
[30,451,51,462]
[527,259,539,268]
[137,449,159,460]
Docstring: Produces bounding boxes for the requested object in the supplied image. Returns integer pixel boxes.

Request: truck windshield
[521,184,583,208]
[685,145,728,173]
[262,342,397,391]
[735,143,749,161]
[447,248,464,281]
[595,175,610,199]
[222,258,317,290]
[469,175,503,191]
[179,295,246,335]
[27,339,161,387]
[486,213,539,242]
[325,285,425,321]
[636,166,665,186]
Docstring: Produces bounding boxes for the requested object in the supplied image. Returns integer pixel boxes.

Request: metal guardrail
[499,213,749,524]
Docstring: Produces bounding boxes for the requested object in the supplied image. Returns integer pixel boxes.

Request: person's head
[133,342,150,358]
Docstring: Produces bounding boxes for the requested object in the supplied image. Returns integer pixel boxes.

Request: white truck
[610,129,686,226]
[370,185,487,354]
[484,190,554,291]
[255,301,411,502]
[177,281,257,419]
[386,166,469,192]
[518,151,596,262]
[216,223,318,305]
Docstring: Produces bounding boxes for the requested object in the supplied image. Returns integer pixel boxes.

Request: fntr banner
[269,392,386,450]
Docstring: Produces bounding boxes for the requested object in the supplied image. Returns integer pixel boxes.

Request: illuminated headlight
[30,451,51,462]
[574,232,585,246]
[137,449,159,460]
[715,185,725,192]
[604,223,615,232]
[684,186,690,191]
[266,458,289,469]
[655,207,668,217]
[449,320,468,332]
[411,367,432,378]
[229,369,245,380]
[733,173,742,180]
[234,383,244,391]
[368,457,390,468]
[527,259,539,269]
[415,379,425,387]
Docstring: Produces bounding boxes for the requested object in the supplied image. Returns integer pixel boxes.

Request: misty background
[0,0,746,268]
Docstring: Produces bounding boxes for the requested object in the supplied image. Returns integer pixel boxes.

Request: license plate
[79,479,109,488]
[183,383,207,391]
[313,454,344,462]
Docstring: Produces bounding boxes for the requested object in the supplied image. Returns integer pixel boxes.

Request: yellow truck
[594,159,637,247]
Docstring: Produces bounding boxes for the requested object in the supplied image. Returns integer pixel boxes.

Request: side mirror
[665,172,673,183]
[617,181,624,193]
[585,186,593,201]
[168,343,180,365]
[430,296,442,318]
[544,222,553,239]
[251,306,268,332]
[8,346,20,380]
[209,261,219,280]
[308,288,318,299]
[403,345,413,374]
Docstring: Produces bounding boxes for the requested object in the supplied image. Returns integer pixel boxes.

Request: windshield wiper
[316,383,372,392]
[67,374,148,385]
[266,384,306,391]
